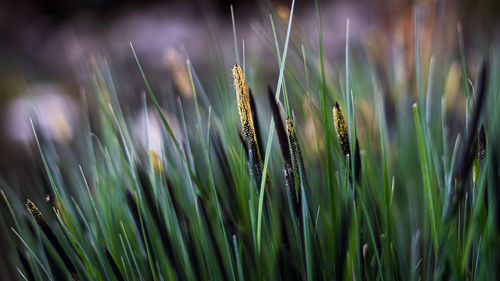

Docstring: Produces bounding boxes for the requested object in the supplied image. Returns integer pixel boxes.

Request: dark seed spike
[125,190,142,239]
[285,116,309,279]
[163,173,185,224]
[125,189,159,272]
[333,102,351,158]
[478,124,488,210]
[334,102,358,186]
[287,116,310,195]
[196,195,230,281]
[211,133,239,234]
[277,193,301,281]
[25,200,49,230]
[105,248,125,281]
[249,88,263,155]
[478,124,487,168]
[286,117,302,213]
[137,165,160,224]
[334,206,351,281]
[446,61,489,220]
[237,126,269,207]
[43,243,69,281]
[268,87,293,167]
[184,224,203,280]
[455,62,488,185]
[17,248,35,281]
[268,86,299,219]
[136,166,183,280]
[126,189,182,280]
[25,200,79,281]
[248,139,263,193]
[162,174,201,280]
[354,137,362,183]
[286,118,300,181]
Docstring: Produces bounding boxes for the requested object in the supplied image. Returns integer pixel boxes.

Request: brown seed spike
[268,87,292,169]
[25,200,49,229]
[478,124,487,168]
[286,117,308,219]
[248,88,263,153]
[25,199,79,280]
[286,116,308,190]
[286,118,299,178]
[333,102,350,158]
[232,64,263,189]
[474,124,487,188]
[233,64,257,146]
[354,137,362,182]
[268,87,298,219]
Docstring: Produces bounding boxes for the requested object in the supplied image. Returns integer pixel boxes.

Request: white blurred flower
[4,84,79,143]
[164,47,192,98]
[133,107,183,156]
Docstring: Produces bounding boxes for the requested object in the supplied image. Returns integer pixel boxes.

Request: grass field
[1,1,500,280]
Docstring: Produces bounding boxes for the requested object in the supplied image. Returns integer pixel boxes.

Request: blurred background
[0,0,500,278]
[1,0,499,177]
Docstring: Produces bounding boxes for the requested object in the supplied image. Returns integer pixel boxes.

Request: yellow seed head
[286,117,299,169]
[232,64,257,145]
[233,64,264,187]
[151,150,163,173]
[286,117,295,138]
[333,102,350,157]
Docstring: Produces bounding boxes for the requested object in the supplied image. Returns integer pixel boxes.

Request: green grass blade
[256,0,295,254]
[412,104,438,256]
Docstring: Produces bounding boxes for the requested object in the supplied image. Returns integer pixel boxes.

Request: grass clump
[2,2,500,281]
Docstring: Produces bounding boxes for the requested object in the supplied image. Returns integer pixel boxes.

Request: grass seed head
[286,116,309,195]
[286,117,299,174]
[249,88,263,153]
[268,87,298,218]
[233,64,257,147]
[268,86,292,168]
[150,150,163,173]
[354,137,362,182]
[233,64,263,188]
[333,102,351,158]
[478,124,487,168]
[474,124,487,187]
[25,200,48,228]
[25,199,79,280]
